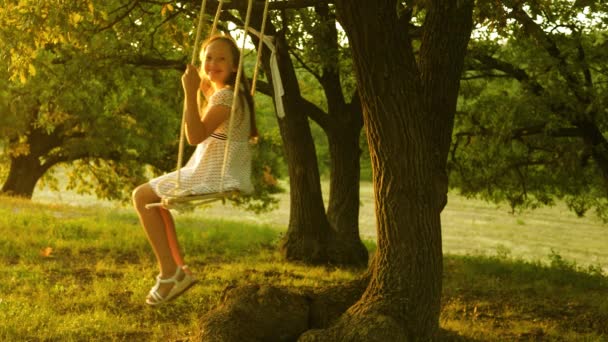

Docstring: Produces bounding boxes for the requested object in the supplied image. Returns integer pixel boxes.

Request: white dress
[150,88,254,197]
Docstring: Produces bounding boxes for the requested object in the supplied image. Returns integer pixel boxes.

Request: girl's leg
[132,183,183,297]
[158,208,186,268]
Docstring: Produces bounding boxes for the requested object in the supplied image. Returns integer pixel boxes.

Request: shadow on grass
[442,253,608,340]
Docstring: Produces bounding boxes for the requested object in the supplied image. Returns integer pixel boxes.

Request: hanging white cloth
[247,27,285,118]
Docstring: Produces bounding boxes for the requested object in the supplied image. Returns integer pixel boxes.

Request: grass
[0,196,357,341]
[0,183,606,341]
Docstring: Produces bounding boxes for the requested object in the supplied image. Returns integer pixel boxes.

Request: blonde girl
[132,35,256,306]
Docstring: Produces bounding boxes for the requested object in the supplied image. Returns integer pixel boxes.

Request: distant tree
[0,0,185,199]
[291,5,368,266]
[452,1,608,219]
[0,0,281,208]
[252,6,368,266]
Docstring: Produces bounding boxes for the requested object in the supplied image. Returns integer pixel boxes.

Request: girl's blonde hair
[200,35,257,139]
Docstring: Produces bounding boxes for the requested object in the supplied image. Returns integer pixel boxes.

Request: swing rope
[210,0,225,36]
[250,0,270,96]
[176,0,209,191]
[219,0,254,194]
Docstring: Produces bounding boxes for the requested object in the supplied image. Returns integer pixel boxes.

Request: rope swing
[147,0,271,210]
[175,0,209,193]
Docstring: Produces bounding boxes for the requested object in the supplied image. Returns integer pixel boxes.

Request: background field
[33,180,608,274]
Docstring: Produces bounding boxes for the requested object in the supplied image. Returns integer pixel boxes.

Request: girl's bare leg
[132,183,184,298]
[159,208,187,268]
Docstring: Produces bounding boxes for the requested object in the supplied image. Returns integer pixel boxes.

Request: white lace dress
[150,88,253,197]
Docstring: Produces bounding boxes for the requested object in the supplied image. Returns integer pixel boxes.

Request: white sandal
[146,266,197,306]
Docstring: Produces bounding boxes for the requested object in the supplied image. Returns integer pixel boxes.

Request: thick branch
[467,49,545,96]
[290,50,322,84]
[252,79,273,97]
[300,98,331,130]
[576,37,593,88]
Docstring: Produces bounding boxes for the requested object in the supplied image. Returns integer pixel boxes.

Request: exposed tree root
[198,285,310,341]
[198,277,368,341]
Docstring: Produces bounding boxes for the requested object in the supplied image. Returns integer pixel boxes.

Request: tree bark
[1,153,49,198]
[325,114,368,266]
[301,91,368,266]
[1,121,63,198]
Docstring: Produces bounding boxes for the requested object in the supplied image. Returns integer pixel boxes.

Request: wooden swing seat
[146,190,240,210]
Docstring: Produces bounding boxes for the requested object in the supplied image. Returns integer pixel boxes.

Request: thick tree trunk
[1,153,48,198]
[303,1,474,340]
[1,124,61,198]
[313,5,368,267]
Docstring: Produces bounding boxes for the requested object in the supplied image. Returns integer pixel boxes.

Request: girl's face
[202,39,237,88]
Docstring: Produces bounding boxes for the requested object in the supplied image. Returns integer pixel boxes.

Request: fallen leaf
[40,247,53,257]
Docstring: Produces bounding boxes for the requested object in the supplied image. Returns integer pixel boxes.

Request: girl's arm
[181,65,229,145]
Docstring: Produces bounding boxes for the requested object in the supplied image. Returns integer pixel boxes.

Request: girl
[132,35,257,306]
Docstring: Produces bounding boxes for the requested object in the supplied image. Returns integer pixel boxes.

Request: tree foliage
[0,0,282,208]
[0,0,186,199]
[452,0,608,219]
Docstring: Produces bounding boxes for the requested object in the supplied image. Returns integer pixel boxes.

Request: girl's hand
[181,64,201,95]
[200,76,213,100]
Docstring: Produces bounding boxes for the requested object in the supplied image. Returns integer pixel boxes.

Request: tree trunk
[301,1,475,339]
[325,116,367,266]
[1,123,61,198]
[247,12,366,266]
[269,31,334,264]
[313,5,368,267]
[1,153,49,198]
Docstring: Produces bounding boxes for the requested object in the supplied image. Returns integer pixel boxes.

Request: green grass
[1,182,606,341]
[0,196,357,341]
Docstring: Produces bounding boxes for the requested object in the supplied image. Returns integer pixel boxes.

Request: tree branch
[299,97,331,130]
[508,6,591,105]
[221,0,331,11]
[461,73,513,80]
[125,56,185,70]
[576,36,593,88]
[290,50,322,84]
[455,123,583,140]
[251,79,273,97]
[467,49,545,96]
[98,1,140,32]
